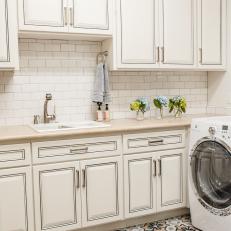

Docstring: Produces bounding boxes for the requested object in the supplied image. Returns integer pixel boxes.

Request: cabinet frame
[18,0,113,36]
[197,0,226,70]
[0,167,34,231]
[33,162,82,231]
[0,0,19,69]
[81,156,123,227]
[124,153,157,218]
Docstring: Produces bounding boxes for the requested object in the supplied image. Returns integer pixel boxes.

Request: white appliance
[189,116,231,231]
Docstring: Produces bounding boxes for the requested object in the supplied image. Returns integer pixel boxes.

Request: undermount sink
[30,121,110,132]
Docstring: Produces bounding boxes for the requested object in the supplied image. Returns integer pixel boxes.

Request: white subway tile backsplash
[0,38,208,125]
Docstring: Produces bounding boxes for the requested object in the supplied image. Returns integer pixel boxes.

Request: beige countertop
[0,114,218,143]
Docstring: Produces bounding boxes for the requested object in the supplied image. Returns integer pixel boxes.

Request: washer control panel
[218,124,231,140]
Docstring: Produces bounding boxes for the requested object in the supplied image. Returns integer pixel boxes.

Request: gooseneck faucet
[44,93,56,123]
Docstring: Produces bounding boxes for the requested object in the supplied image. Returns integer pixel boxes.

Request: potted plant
[130,97,150,121]
[153,96,168,119]
[169,96,187,118]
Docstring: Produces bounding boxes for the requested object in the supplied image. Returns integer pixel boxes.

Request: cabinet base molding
[75,208,189,231]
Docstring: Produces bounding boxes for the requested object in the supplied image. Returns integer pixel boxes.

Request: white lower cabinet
[81,156,123,227]
[157,149,186,212]
[124,149,186,218]
[124,153,156,218]
[0,167,34,231]
[33,162,82,231]
[33,156,123,231]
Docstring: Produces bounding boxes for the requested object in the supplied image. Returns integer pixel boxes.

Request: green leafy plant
[130,97,150,113]
[169,96,187,117]
[153,96,168,109]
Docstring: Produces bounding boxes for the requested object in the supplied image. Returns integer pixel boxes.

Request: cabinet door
[33,162,81,231]
[18,0,69,32]
[157,149,186,212]
[124,153,156,218]
[69,0,112,35]
[0,0,18,69]
[0,167,34,231]
[117,0,159,68]
[198,0,226,68]
[159,0,195,67]
[81,157,123,227]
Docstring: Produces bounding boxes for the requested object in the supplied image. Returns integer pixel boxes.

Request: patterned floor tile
[115,215,199,231]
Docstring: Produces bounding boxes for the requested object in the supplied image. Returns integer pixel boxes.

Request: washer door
[191,139,231,216]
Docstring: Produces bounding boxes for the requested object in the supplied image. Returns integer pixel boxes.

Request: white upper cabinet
[0,167,34,231]
[103,0,227,71]
[18,0,68,32]
[81,157,123,227]
[198,0,226,69]
[69,0,112,35]
[18,0,113,36]
[159,0,196,67]
[0,0,18,69]
[116,0,159,69]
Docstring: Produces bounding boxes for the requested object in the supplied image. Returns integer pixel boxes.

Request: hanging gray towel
[92,63,111,104]
[92,63,105,103]
[103,64,111,104]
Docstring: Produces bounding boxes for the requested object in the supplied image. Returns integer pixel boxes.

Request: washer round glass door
[191,138,231,216]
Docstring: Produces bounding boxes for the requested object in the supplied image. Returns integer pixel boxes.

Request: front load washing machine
[189,116,231,231]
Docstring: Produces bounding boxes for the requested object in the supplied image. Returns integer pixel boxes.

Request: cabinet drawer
[0,143,31,168]
[123,130,185,154]
[32,136,122,164]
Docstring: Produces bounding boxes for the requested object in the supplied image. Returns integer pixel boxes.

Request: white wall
[0,38,208,125]
[208,0,231,115]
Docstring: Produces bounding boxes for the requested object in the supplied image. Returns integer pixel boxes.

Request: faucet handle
[34,115,41,124]
[46,93,52,100]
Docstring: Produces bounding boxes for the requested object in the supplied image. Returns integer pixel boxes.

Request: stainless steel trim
[76,170,80,188]
[161,47,164,63]
[69,7,73,26]
[70,147,88,154]
[158,159,162,176]
[153,160,157,177]
[190,136,231,155]
[64,7,68,26]
[148,139,164,146]
[82,169,86,188]
[157,47,160,63]
[199,48,202,64]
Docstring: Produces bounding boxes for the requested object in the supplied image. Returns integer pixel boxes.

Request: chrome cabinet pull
[76,170,80,188]
[199,48,202,64]
[157,47,160,63]
[82,169,86,187]
[161,47,165,63]
[70,147,88,154]
[153,160,157,177]
[148,139,164,146]
[69,8,73,26]
[158,159,162,176]
[64,7,68,26]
